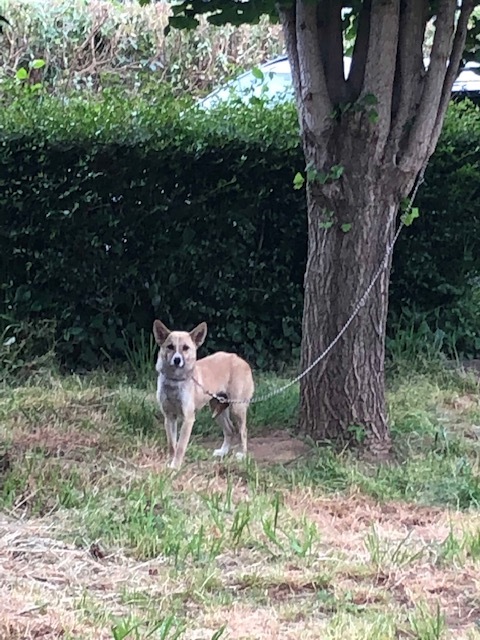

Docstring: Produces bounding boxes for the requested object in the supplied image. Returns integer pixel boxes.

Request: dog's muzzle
[172,353,184,368]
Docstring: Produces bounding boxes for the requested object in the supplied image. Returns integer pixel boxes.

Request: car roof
[260,55,478,84]
[260,56,290,74]
[259,55,352,75]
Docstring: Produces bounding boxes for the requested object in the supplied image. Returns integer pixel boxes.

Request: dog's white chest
[157,374,193,418]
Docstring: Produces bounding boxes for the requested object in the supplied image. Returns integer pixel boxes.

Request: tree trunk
[298,129,401,458]
[276,0,474,457]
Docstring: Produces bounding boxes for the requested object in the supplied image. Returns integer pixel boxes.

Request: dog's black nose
[173,356,182,366]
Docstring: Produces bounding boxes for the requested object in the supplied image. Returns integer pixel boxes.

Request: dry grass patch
[1,369,480,638]
[0,515,169,639]
[287,492,472,552]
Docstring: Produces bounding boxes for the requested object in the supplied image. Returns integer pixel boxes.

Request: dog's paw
[213,447,229,458]
[235,451,246,461]
[168,459,180,470]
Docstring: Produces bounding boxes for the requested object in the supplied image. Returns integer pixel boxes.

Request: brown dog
[153,320,254,469]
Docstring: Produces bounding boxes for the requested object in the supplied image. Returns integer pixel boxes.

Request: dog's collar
[161,371,193,383]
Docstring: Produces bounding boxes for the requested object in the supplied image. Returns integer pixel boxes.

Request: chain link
[195,166,427,406]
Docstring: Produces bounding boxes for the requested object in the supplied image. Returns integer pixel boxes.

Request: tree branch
[318,0,345,104]
[290,0,332,145]
[279,4,301,115]
[362,0,400,156]
[399,0,457,171]
[347,0,371,101]
[387,0,428,160]
[279,0,333,162]
[429,0,475,155]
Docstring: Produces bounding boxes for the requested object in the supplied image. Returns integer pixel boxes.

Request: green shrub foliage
[1,90,479,369]
[391,101,480,358]
[0,0,283,97]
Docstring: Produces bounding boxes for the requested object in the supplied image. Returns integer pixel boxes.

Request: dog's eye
[182,345,189,352]
[166,344,174,351]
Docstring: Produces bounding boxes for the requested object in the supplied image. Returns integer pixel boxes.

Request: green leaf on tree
[293,172,305,190]
[319,220,334,230]
[330,164,344,180]
[362,93,378,106]
[401,207,420,226]
[251,67,264,81]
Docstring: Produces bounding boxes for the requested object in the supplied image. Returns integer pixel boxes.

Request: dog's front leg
[164,417,177,460]
[170,416,195,469]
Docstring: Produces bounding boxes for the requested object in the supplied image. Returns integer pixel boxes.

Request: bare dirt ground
[1,383,480,639]
[1,478,479,639]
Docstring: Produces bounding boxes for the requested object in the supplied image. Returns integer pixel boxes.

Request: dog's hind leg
[213,409,235,458]
[230,404,248,460]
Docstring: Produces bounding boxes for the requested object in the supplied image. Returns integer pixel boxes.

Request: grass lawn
[0,364,480,639]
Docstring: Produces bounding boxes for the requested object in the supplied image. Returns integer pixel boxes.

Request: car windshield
[199,55,479,110]
[198,57,292,108]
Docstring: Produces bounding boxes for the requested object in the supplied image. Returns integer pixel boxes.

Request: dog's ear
[153,320,171,345]
[190,322,207,347]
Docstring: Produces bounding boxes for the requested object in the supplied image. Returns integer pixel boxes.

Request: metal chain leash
[195,165,427,406]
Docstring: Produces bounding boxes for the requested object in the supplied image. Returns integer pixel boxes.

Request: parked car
[199,55,480,109]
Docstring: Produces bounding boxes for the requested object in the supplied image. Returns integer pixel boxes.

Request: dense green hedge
[1,89,479,369]
[391,100,480,357]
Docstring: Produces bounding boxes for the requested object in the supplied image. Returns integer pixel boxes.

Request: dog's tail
[209,392,229,419]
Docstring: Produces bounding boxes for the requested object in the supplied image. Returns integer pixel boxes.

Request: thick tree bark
[300,190,396,455]
[278,0,474,457]
[298,122,401,456]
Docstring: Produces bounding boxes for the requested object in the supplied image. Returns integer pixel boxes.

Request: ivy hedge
[1,89,479,369]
